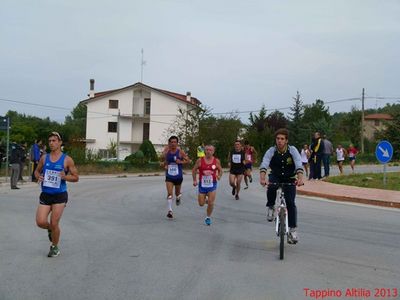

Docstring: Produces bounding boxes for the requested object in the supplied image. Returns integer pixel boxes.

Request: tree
[375,112,400,158]
[139,140,158,162]
[198,114,243,166]
[164,104,211,160]
[245,105,274,157]
[63,102,87,142]
[302,99,332,142]
[288,91,306,149]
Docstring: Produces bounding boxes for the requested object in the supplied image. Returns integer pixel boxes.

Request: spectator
[310,131,324,180]
[322,135,333,178]
[300,144,311,178]
[18,142,27,181]
[30,139,42,182]
[10,142,21,189]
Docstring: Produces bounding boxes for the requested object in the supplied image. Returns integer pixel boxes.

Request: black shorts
[230,168,245,175]
[165,178,183,186]
[40,192,68,206]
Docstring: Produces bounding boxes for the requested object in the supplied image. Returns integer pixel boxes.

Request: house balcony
[120,113,150,121]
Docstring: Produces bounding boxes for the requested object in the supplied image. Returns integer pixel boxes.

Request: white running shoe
[266,206,274,222]
[288,227,298,244]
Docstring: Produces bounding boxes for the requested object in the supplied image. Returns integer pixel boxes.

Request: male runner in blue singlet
[35,132,79,257]
[161,136,190,219]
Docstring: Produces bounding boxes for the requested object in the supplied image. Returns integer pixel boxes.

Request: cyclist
[259,128,304,244]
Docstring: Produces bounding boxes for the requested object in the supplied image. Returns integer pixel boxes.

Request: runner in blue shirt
[34,132,79,257]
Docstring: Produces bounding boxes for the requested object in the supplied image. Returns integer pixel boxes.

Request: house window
[144,98,151,115]
[374,120,380,126]
[143,123,150,141]
[108,122,117,133]
[109,100,119,109]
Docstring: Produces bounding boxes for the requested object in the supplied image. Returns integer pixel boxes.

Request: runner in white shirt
[335,144,347,175]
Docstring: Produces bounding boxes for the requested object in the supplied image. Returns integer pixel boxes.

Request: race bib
[232,154,241,164]
[168,164,179,176]
[43,169,61,188]
[201,175,213,188]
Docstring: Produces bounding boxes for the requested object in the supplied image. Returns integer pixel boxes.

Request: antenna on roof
[141,48,146,83]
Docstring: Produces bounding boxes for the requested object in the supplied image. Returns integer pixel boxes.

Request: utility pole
[117,110,120,161]
[140,48,146,82]
[361,88,365,153]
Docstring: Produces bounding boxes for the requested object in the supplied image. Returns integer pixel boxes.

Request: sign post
[375,140,393,188]
[0,116,10,180]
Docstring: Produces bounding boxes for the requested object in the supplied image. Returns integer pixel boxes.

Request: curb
[297,190,400,209]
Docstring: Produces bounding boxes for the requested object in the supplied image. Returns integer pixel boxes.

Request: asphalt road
[0,173,399,300]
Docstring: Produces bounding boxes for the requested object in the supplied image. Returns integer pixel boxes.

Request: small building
[364,113,393,140]
[80,80,201,160]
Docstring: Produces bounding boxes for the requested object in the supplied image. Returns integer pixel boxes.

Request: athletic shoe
[204,217,212,226]
[266,206,274,222]
[288,228,298,244]
[244,185,249,190]
[48,229,52,242]
[235,194,239,200]
[176,194,182,206]
[231,186,236,195]
[249,176,253,183]
[47,245,60,257]
[167,210,173,219]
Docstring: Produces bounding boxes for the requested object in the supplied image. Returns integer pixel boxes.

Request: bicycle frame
[274,188,289,237]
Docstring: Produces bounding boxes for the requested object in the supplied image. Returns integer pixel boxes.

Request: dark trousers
[311,155,322,179]
[322,154,331,177]
[10,163,20,188]
[266,175,297,228]
[32,161,38,182]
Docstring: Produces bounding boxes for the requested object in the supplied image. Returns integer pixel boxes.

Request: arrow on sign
[379,146,389,157]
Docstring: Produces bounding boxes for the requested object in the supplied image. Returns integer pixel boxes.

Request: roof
[364,113,393,120]
[80,82,201,106]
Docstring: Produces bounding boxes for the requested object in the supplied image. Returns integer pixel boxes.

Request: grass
[326,172,400,191]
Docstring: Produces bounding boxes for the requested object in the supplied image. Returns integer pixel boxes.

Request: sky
[1,0,400,123]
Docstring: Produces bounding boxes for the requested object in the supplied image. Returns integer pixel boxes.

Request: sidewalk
[298,180,400,209]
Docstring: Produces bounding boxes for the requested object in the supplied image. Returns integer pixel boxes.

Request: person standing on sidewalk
[300,144,310,178]
[322,135,333,178]
[35,132,79,257]
[259,128,304,244]
[30,139,42,182]
[9,142,21,189]
[310,131,324,180]
[192,145,222,226]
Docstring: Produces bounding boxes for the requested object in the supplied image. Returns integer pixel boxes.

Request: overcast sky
[1,0,399,123]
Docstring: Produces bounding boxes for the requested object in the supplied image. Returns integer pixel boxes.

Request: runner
[161,136,190,219]
[347,144,358,173]
[192,145,222,226]
[34,132,79,257]
[300,144,310,178]
[228,140,246,200]
[336,144,347,175]
[259,128,304,244]
[243,140,257,190]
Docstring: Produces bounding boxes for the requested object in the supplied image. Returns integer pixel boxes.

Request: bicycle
[267,182,297,260]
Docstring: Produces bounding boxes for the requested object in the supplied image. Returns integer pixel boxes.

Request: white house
[80,80,201,160]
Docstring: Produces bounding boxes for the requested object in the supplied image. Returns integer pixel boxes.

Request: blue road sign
[375,140,393,164]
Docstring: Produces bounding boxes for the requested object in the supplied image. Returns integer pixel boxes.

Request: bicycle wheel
[279,209,285,260]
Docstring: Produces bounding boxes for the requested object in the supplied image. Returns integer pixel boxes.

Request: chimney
[186,91,191,102]
[89,79,95,98]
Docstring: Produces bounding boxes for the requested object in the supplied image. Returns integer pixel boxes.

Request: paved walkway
[298,180,400,209]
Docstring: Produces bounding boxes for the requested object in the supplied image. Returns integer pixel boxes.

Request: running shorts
[39,192,68,206]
